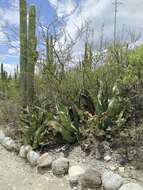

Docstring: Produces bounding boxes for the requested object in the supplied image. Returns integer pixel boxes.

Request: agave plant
[87,83,125,130]
[55,105,80,143]
[20,104,52,149]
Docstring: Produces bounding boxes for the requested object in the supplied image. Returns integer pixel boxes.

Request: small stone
[52,157,69,176]
[95,149,102,160]
[104,155,112,162]
[80,168,101,189]
[0,130,5,143]
[119,183,143,190]
[110,166,117,171]
[2,137,17,151]
[69,165,85,187]
[102,171,123,190]
[118,167,125,174]
[19,145,32,158]
[27,150,39,166]
[37,153,52,168]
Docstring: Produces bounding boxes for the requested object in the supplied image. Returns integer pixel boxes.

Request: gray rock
[104,154,112,162]
[69,165,85,187]
[52,157,69,176]
[80,168,101,189]
[0,130,5,143]
[19,145,32,158]
[2,137,18,151]
[102,171,123,190]
[27,150,39,166]
[119,183,143,190]
[37,153,52,168]
[98,141,111,157]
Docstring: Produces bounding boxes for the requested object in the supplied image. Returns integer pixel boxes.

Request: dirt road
[0,145,70,190]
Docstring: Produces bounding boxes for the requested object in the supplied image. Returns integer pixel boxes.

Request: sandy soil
[0,145,70,190]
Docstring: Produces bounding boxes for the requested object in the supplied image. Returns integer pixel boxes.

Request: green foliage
[2,1,143,151]
[55,105,80,143]
[20,105,50,149]
[20,102,81,148]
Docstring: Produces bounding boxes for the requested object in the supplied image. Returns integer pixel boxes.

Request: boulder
[102,171,123,190]
[27,150,39,166]
[80,168,101,189]
[119,183,143,190]
[69,165,85,187]
[37,153,52,168]
[0,130,5,143]
[2,137,18,151]
[52,157,69,176]
[19,145,32,158]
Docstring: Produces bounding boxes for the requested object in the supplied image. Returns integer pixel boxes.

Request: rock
[69,165,85,187]
[109,165,117,171]
[2,137,18,151]
[98,141,111,157]
[52,157,69,176]
[0,130,5,143]
[118,167,125,174]
[27,150,39,166]
[104,155,112,162]
[37,153,52,168]
[80,168,101,189]
[119,183,143,190]
[102,171,123,190]
[19,145,32,158]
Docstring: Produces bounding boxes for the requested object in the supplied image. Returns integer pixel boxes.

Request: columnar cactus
[1,63,4,80]
[45,35,54,73]
[19,0,37,106]
[27,5,37,105]
[19,0,27,105]
[0,64,8,98]
[83,42,93,68]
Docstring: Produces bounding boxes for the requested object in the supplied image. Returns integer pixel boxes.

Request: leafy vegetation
[0,0,143,162]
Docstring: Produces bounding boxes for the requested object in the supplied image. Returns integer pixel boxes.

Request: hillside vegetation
[0,0,143,169]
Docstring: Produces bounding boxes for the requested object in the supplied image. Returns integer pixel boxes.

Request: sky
[0,0,143,73]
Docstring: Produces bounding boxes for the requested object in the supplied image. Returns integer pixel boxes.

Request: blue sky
[0,0,56,73]
[0,0,143,73]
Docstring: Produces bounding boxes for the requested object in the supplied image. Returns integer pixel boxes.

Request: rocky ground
[0,145,69,190]
[0,127,143,190]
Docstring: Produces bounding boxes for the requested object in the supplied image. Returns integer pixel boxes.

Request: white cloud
[0,0,19,62]
[8,48,18,55]
[0,31,7,44]
[3,63,18,75]
[49,0,76,17]
[0,0,19,26]
[49,0,143,53]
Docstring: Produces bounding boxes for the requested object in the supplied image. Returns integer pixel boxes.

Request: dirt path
[0,145,70,190]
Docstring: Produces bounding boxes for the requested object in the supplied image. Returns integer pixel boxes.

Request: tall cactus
[0,63,8,98]
[1,63,4,80]
[45,35,54,73]
[27,5,37,105]
[83,42,93,68]
[19,0,27,105]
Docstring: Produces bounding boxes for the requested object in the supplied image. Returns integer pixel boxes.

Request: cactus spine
[19,0,27,105]
[27,5,37,105]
